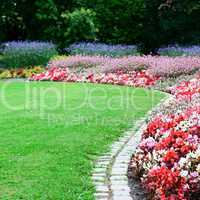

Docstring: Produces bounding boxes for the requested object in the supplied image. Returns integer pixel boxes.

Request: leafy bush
[76,0,145,44]
[62,8,98,45]
[66,42,138,57]
[0,41,58,68]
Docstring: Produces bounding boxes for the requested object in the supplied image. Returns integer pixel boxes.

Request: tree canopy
[0,0,200,53]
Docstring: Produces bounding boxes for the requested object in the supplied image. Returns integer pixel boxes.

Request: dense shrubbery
[1,1,200,52]
[63,9,98,45]
[0,41,58,68]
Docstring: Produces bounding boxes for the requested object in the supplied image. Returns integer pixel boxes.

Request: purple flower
[1,41,58,68]
[159,45,200,56]
[66,42,138,57]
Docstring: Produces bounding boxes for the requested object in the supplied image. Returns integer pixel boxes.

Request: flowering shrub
[130,75,200,200]
[30,67,160,87]
[0,41,58,68]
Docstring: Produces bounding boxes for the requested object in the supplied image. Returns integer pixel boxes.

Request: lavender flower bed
[0,41,58,68]
[66,42,138,57]
[159,45,200,56]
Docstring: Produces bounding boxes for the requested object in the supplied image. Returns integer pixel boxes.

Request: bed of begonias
[130,75,200,200]
[30,67,160,87]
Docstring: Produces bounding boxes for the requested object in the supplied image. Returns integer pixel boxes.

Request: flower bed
[66,42,138,57]
[159,45,200,56]
[0,41,58,68]
[48,55,200,77]
[48,55,111,69]
[0,66,44,79]
[130,75,200,200]
[30,67,160,87]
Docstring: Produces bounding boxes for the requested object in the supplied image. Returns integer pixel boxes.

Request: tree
[139,0,200,54]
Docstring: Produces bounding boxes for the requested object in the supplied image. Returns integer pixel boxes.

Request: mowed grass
[0,82,165,200]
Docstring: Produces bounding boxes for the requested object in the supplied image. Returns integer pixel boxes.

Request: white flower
[180,170,189,177]
[179,157,187,167]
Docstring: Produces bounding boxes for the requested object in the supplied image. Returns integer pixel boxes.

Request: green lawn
[0,82,165,200]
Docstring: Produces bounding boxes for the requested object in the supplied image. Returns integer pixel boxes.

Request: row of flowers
[67,42,200,57]
[130,75,200,200]
[29,67,160,87]
[0,67,44,79]
[48,55,200,77]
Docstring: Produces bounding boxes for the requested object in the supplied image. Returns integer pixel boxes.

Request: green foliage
[0,0,200,52]
[35,0,61,42]
[76,0,145,44]
[34,2,97,48]
[0,0,39,41]
[139,0,200,53]
[62,8,98,44]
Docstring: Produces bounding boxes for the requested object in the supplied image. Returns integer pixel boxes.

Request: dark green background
[0,0,200,52]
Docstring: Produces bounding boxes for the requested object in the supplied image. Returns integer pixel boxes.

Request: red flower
[143,167,188,200]
[163,150,179,165]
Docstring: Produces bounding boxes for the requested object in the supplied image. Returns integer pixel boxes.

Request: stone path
[92,118,147,200]
[92,95,172,200]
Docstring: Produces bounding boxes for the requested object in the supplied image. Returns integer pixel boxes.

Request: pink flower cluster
[102,56,200,77]
[48,55,200,77]
[30,67,160,87]
[85,70,159,87]
[30,67,82,82]
[169,78,200,100]
[146,56,200,77]
[131,76,200,200]
[48,55,111,69]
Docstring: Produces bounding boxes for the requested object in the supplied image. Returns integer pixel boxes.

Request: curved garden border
[92,94,173,200]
